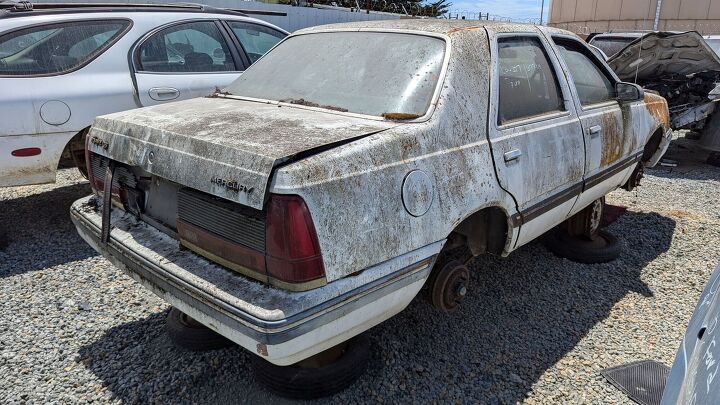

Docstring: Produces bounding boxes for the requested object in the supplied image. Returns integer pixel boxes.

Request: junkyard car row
[5,1,720,401]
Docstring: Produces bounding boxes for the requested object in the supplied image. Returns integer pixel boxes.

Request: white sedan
[0,2,287,187]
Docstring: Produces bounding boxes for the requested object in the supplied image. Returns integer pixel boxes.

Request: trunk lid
[608,31,720,82]
[88,96,397,210]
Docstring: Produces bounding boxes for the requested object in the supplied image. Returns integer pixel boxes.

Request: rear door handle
[148,87,180,101]
[504,149,522,163]
[589,125,602,137]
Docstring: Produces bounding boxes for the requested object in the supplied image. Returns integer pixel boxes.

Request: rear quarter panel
[270,29,517,281]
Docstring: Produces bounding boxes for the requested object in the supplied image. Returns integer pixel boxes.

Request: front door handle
[504,149,522,163]
[589,125,602,137]
[148,87,180,101]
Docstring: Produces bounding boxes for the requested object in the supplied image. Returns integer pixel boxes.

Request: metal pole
[653,0,663,30]
[540,0,545,25]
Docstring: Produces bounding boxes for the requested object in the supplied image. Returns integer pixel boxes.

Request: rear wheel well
[58,127,90,177]
[444,207,509,258]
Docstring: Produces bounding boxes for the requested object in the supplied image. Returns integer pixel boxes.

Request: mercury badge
[210,177,254,194]
[90,136,109,151]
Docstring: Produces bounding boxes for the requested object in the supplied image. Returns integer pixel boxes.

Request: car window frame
[221,20,287,66]
[492,32,573,130]
[551,35,620,112]
[0,18,132,78]
[132,18,243,75]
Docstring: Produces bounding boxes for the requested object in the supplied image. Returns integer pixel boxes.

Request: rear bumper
[70,196,439,365]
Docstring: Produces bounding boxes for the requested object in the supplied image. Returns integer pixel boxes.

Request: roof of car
[0,2,286,18]
[295,19,565,36]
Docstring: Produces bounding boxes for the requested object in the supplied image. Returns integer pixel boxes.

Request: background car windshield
[705,38,720,57]
[0,20,128,76]
[588,37,636,58]
[226,32,446,117]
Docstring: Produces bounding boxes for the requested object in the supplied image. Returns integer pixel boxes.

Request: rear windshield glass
[588,37,636,58]
[0,20,129,76]
[226,32,446,118]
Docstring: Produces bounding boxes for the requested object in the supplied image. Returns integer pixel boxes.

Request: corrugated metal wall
[38,0,402,32]
[549,0,720,35]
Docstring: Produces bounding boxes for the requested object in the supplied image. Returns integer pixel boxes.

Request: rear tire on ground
[543,228,621,264]
[252,334,371,399]
[166,307,234,351]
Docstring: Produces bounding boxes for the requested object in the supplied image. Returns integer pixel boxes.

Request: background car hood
[608,31,720,82]
[88,96,398,210]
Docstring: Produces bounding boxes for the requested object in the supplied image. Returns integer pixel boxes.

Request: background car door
[487,33,586,248]
[551,36,632,214]
[133,20,244,106]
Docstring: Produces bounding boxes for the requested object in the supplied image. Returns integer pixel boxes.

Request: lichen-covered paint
[83,19,671,285]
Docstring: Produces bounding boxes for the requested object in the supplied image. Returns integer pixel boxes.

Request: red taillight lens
[265,194,325,285]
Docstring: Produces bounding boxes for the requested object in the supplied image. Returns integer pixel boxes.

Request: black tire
[252,334,371,399]
[543,228,622,264]
[166,307,234,351]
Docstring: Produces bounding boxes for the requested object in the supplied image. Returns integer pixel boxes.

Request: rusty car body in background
[70,20,672,368]
[593,31,720,153]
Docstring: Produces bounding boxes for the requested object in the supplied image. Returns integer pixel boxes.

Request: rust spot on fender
[643,93,670,127]
[256,343,268,356]
[401,138,419,161]
[600,113,624,167]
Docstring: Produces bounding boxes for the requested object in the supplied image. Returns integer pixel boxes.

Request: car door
[487,32,586,248]
[550,35,633,214]
[133,20,245,106]
[222,20,286,64]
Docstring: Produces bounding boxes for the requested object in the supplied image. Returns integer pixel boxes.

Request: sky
[446,0,549,22]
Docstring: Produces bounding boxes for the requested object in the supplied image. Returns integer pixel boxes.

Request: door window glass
[497,37,565,125]
[226,22,285,63]
[0,20,129,76]
[138,21,235,73]
[555,40,615,106]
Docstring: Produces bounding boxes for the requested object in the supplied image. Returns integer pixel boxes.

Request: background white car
[0,1,287,187]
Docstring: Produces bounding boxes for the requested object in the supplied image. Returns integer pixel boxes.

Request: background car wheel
[544,228,621,264]
[251,334,371,399]
[166,307,234,351]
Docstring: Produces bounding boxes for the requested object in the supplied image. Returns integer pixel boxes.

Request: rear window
[226,32,446,118]
[0,20,129,76]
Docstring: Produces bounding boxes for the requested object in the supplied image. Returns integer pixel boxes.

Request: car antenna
[633,34,644,84]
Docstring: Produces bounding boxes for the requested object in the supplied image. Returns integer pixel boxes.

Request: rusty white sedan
[71,20,672,397]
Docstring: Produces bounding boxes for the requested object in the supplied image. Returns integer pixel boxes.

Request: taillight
[85,136,98,192]
[85,152,143,216]
[265,194,325,287]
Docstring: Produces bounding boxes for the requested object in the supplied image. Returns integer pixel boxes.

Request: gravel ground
[1,133,719,404]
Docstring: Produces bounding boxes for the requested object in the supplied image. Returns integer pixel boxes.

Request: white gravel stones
[0,133,718,403]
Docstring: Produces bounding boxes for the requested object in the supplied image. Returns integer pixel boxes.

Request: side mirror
[616,82,644,102]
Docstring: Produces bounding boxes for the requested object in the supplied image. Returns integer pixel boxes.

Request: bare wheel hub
[430,260,470,312]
